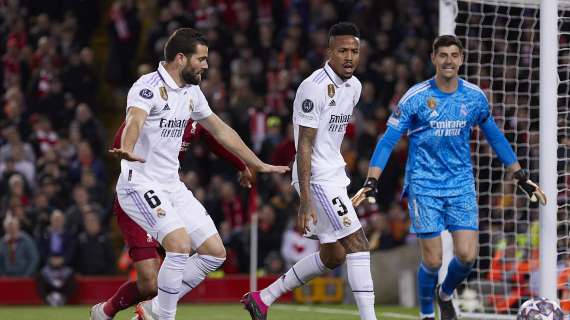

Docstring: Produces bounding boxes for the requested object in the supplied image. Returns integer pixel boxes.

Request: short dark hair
[164,28,208,62]
[328,22,360,41]
[432,35,464,53]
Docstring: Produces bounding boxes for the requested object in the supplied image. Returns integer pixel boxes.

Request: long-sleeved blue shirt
[370,78,516,197]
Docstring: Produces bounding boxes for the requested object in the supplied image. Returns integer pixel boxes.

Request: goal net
[440,0,570,318]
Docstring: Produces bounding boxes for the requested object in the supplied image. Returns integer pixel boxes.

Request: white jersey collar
[323,62,346,88]
[157,61,185,90]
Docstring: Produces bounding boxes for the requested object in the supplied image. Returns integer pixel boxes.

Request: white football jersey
[119,62,212,187]
[292,62,362,187]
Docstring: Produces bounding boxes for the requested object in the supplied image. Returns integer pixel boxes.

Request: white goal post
[440,0,569,318]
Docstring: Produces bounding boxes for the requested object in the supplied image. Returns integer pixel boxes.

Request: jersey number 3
[332,197,348,216]
[144,190,162,209]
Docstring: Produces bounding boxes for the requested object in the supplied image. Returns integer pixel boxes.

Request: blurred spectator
[219,181,246,229]
[74,212,115,275]
[259,116,283,162]
[1,174,30,210]
[26,192,52,237]
[37,209,76,266]
[65,184,104,235]
[0,214,39,276]
[29,116,58,156]
[37,174,67,210]
[68,141,106,185]
[73,103,106,156]
[0,143,36,187]
[106,0,141,85]
[257,204,283,268]
[61,48,99,104]
[3,195,35,236]
[263,251,285,275]
[0,125,35,163]
[269,123,295,166]
[37,254,76,306]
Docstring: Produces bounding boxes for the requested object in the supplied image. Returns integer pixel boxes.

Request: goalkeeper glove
[351,177,378,207]
[513,169,547,205]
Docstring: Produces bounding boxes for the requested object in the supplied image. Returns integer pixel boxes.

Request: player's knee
[166,238,191,254]
[321,251,346,269]
[456,251,477,265]
[162,229,192,254]
[422,256,442,270]
[209,245,226,260]
[138,277,158,299]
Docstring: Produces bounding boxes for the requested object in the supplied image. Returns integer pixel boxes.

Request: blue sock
[418,262,439,316]
[441,256,474,297]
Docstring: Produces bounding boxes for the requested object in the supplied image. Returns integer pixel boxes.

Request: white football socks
[346,252,376,320]
[157,252,188,320]
[152,254,225,314]
[260,252,329,306]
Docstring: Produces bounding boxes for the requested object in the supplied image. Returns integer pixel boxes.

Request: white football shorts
[116,173,217,248]
[293,183,362,243]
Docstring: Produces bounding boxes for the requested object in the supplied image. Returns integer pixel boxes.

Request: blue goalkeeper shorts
[407,191,478,238]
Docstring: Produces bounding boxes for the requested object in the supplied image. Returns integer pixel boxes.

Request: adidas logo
[162,104,170,111]
[329,99,336,107]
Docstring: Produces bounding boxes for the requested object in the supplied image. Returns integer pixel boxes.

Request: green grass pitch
[0,304,419,319]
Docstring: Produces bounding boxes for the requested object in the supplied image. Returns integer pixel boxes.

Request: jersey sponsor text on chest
[429,120,466,136]
[159,117,189,138]
[328,113,351,133]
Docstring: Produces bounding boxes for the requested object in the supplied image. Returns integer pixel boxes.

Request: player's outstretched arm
[480,117,546,205]
[197,114,289,174]
[108,106,147,162]
[351,126,403,207]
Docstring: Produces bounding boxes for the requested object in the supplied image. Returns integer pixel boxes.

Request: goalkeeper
[351,35,546,320]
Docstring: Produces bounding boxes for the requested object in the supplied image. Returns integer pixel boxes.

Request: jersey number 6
[144,190,162,209]
[332,197,348,216]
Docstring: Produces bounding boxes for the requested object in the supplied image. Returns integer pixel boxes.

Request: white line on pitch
[273,305,417,319]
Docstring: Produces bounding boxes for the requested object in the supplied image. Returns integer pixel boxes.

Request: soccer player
[351,35,546,320]
[108,28,288,320]
[241,22,377,320]
[89,120,252,320]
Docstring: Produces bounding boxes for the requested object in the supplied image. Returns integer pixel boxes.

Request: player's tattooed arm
[109,106,147,162]
[339,228,370,253]
[297,125,318,233]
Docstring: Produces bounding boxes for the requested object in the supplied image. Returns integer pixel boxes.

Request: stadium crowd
[1,0,441,280]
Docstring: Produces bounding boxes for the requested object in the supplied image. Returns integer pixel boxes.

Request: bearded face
[180,44,208,85]
[181,62,202,85]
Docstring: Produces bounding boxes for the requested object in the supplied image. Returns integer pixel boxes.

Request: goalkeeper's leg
[440,230,478,300]
[417,234,443,320]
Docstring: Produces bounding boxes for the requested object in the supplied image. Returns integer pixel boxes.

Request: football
[517,297,565,320]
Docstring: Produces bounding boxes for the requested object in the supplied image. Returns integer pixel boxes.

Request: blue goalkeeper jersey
[387,78,491,197]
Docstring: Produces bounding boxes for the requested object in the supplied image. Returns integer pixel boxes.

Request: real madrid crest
[159,86,168,101]
[427,97,437,110]
[156,207,166,218]
[189,97,194,112]
[342,216,352,227]
[327,84,335,98]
